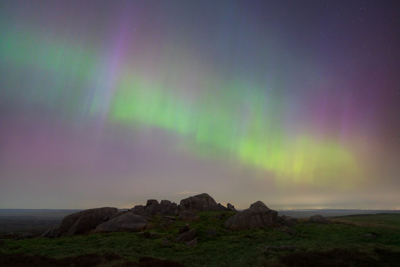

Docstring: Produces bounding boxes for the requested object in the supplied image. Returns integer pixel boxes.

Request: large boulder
[224,201,278,230]
[179,193,221,211]
[41,228,58,238]
[227,203,237,212]
[158,200,179,215]
[57,207,118,237]
[132,200,179,216]
[309,215,331,224]
[144,199,159,216]
[278,215,298,227]
[176,228,196,243]
[131,205,145,216]
[250,201,268,209]
[218,203,228,211]
[95,212,148,232]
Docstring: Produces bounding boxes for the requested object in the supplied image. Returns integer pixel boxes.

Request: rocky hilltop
[42,193,330,241]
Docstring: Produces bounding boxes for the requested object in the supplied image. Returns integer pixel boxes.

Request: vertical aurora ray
[108,69,359,186]
[0,23,360,187]
[0,26,102,120]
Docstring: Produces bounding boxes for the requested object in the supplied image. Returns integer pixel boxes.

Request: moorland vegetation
[1,193,400,266]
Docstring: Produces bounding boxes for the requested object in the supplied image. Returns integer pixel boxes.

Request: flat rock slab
[225,201,278,230]
[57,207,118,237]
[95,212,148,232]
[176,228,196,243]
[309,215,331,224]
[179,193,222,211]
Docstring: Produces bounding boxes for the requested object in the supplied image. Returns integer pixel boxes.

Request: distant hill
[1,208,399,219]
[0,209,82,218]
[279,209,400,218]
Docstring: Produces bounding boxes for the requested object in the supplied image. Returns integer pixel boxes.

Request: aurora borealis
[1,1,399,209]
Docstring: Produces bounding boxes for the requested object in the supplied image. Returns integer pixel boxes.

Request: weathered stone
[179,210,200,221]
[224,201,278,230]
[186,237,197,247]
[144,199,159,215]
[309,215,331,224]
[178,224,190,234]
[227,203,237,212]
[131,205,145,216]
[158,200,178,215]
[249,201,268,209]
[133,200,179,216]
[179,193,222,211]
[94,212,148,232]
[278,215,298,227]
[104,211,126,221]
[176,228,196,243]
[146,199,159,206]
[57,207,118,237]
[218,203,228,211]
[41,228,58,238]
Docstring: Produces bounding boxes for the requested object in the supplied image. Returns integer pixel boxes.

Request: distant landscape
[1,208,399,237]
[1,201,400,266]
[2,1,400,265]
[2,208,400,218]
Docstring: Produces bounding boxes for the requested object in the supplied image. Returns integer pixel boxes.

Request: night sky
[1,0,399,209]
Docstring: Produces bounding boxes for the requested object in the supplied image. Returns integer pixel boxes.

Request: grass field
[1,212,400,266]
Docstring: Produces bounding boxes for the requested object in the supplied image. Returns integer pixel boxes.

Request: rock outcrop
[131,205,145,215]
[132,199,179,216]
[186,237,197,247]
[224,201,277,230]
[179,193,222,211]
[41,228,58,238]
[309,215,331,224]
[57,207,118,237]
[227,203,237,212]
[176,228,196,243]
[144,199,159,216]
[95,212,148,232]
[158,200,179,215]
[218,203,228,211]
[278,215,298,227]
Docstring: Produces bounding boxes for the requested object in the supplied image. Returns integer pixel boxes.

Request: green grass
[1,212,400,266]
[331,213,400,229]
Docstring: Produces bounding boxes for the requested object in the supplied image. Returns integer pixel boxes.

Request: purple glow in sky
[1,0,399,209]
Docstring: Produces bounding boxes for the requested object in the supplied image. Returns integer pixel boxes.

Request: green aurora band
[110,73,359,187]
[1,27,360,187]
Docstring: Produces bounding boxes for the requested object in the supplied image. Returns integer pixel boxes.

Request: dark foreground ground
[1,212,400,266]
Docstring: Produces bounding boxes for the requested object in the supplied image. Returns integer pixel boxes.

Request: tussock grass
[1,212,400,266]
